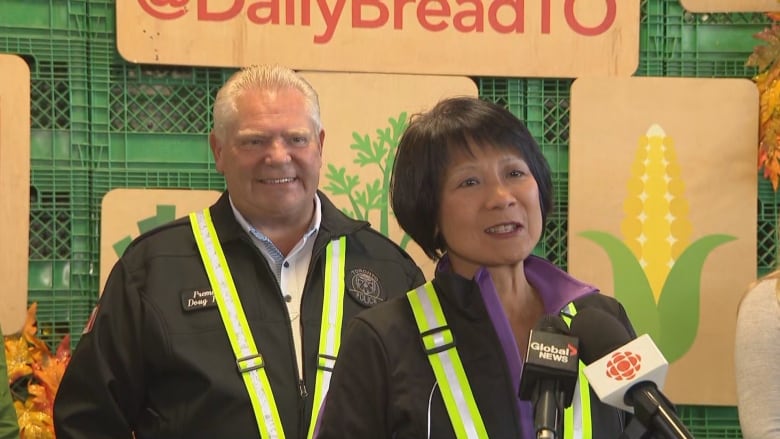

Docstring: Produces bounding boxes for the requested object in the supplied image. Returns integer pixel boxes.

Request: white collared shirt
[229,195,322,377]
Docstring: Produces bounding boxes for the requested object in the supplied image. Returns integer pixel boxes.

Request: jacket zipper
[298,379,308,398]
[244,233,309,403]
[297,232,333,435]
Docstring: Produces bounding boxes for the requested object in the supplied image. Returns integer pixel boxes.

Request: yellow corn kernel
[621,124,692,302]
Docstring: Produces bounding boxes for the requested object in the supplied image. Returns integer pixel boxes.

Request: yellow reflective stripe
[190,210,285,439]
[408,283,488,439]
[306,236,346,439]
[576,365,592,439]
[561,303,592,439]
[564,393,575,438]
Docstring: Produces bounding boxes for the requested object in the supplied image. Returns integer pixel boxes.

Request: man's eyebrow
[235,129,268,137]
[235,128,312,136]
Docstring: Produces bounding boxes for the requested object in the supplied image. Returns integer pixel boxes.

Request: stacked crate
[85,0,226,288]
[1,0,94,347]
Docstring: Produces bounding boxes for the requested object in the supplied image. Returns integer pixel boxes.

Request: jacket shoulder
[348,227,419,265]
[120,216,195,259]
[572,293,623,315]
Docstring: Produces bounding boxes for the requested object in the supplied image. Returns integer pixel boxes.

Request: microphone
[519,315,580,439]
[569,307,694,439]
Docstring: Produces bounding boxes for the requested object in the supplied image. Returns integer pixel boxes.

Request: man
[53,64,425,439]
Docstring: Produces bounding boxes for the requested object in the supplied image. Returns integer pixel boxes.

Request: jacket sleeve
[316,317,390,439]
[0,327,20,439]
[53,259,145,439]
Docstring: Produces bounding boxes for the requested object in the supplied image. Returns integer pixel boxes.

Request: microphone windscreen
[569,307,633,365]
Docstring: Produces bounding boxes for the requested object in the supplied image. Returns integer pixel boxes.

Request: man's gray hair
[212,65,321,141]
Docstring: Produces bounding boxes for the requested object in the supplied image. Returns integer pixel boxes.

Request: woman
[316,97,636,438]
[735,271,780,439]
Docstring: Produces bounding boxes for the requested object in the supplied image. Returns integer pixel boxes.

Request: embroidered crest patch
[180,289,217,312]
[346,268,384,307]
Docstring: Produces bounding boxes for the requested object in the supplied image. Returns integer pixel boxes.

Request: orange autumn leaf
[748,13,780,190]
[32,335,71,402]
[5,336,33,383]
[5,303,71,439]
[14,399,54,439]
[21,303,49,359]
[25,384,49,412]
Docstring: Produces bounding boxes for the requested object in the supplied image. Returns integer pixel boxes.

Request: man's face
[210,87,325,230]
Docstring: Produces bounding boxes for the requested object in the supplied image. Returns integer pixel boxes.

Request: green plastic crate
[477,78,571,175]
[29,129,91,168]
[678,405,744,438]
[638,0,769,78]
[91,168,225,198]
[29,168,91,289]
[0,0,88,36]
[29,168,93,348]
[0,37,90,167]
[88,42,234,169]
[29,292,93,352]
[537,172,569,268]
[757,174,780,276]
[86,8,235,169]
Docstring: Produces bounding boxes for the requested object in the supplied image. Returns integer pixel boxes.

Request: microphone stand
[629,383,694,439]
[533,380,566,439]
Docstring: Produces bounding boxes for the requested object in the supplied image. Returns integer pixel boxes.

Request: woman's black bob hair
[390,96,553,261]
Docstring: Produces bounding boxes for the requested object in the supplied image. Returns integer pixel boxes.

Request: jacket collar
[432,254,598,316]
[208,190,369,248]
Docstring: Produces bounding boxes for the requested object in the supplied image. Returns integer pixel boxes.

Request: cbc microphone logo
[605,351,642,381]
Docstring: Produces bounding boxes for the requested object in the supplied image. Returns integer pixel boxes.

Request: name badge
[181,289,217,312]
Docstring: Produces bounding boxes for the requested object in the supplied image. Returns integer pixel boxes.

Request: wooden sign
[100,189,221,292]
[117,0,640,78]
[569,77,758,406]
[0,54,30,334]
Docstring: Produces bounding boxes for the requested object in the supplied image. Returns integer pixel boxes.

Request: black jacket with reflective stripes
[54,191,425,439]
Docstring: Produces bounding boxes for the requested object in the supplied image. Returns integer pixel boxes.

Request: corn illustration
[580,124,735,363]
[621,124,692,303]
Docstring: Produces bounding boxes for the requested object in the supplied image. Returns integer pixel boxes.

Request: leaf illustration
[657,234,736,363]
[578,230,660,340]
[363,128,390,167]
[350,132,376,166]
[354,180,382,216]
[324,113,411,246]
[323,164,362,219]
[323,164,359,196]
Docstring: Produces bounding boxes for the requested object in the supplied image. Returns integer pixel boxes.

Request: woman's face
[438,145,543,279]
